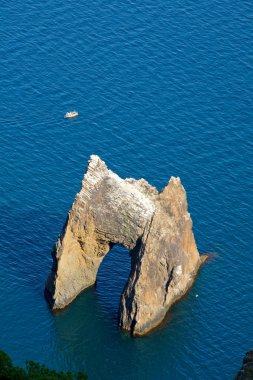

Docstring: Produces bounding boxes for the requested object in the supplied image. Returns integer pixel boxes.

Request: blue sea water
[0,0,253,378]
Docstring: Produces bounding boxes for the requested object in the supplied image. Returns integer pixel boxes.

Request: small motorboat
[64,111,78,118]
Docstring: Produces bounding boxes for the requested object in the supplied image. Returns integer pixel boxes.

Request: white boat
[64,111,78,118]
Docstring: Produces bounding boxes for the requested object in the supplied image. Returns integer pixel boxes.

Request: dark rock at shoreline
[235,351,253,380]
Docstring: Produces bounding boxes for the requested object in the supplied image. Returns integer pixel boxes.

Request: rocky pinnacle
[45,155,206,336]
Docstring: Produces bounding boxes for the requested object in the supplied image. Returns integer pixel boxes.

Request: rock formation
[45,155,206,335]
[235,351,253,380]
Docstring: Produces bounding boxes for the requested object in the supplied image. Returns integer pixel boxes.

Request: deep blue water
[0,0,253,379]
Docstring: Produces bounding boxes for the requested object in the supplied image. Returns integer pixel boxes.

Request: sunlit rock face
[45,155,205,335]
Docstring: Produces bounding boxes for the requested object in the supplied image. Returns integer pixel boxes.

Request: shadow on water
[51,251,206,379]
[51,245,136,377]
[52,245,131,329]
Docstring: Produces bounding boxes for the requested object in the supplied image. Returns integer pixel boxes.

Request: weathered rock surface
[235,351,253,380]
[45,155,206,335]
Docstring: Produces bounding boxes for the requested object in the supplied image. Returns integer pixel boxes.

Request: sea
[0,0,252,379]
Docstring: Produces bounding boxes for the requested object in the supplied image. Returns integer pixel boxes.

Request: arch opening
[95,245,131,320]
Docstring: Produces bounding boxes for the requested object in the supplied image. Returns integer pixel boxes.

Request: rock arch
[45,155,205,336]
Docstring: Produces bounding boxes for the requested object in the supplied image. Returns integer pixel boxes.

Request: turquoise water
[0,0,253,379]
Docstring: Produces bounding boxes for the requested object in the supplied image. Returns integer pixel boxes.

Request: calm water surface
[0,0,253,379]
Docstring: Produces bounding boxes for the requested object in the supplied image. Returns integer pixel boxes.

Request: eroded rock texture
[45,155,205,335]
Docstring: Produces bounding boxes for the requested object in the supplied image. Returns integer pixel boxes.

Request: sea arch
[45,155,205,335]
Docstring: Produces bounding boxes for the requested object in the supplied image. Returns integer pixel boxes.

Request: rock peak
[169,176,181,185]
[88,154,107,169]
[45,155,205,335]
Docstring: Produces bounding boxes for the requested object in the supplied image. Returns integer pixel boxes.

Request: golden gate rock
[45,155,205,335]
